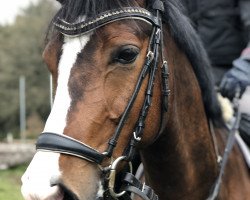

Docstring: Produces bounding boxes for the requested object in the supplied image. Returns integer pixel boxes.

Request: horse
[21,0,250,199]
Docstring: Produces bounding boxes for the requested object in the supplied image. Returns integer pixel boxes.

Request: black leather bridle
[36,1,170,200]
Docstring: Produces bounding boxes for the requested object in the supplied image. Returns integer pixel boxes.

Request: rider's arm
[219,0,250,100]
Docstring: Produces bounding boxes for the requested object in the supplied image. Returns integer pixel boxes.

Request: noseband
[36,1,169,199]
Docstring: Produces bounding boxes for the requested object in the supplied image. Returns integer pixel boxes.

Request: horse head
[21,1,165,199]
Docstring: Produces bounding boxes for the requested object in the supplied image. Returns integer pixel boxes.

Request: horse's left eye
[114,46,139,64]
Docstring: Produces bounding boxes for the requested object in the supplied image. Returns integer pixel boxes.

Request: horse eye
[114,46,139,64]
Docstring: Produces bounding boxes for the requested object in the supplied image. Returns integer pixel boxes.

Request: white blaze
[21,34,91,200]
[44,35,91,133]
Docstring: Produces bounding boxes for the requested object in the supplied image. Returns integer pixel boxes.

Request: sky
[0,0,39,24]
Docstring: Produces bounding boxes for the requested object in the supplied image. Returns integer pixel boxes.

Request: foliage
[0,0,58,138]
[0,164,28,200]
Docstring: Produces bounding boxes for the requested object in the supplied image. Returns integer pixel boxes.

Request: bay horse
[21,0,250,199]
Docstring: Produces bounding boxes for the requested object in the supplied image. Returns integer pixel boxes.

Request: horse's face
[21,19,162,200]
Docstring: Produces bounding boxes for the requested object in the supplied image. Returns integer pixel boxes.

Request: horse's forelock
[53,0,139,23]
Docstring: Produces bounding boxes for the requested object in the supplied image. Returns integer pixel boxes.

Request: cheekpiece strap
[53,7,159,36]
[36,132,105,164]
[121,173,159,200]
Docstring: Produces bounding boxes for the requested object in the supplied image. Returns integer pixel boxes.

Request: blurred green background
[0,165,27,200]
[0,0,58,139]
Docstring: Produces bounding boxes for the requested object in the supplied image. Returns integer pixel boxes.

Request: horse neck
[140,33,218,199]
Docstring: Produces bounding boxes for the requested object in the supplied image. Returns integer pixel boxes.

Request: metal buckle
[147,51,154,62]
[108,156,133,198]
[133,131,142,142]
[97,152,113,172]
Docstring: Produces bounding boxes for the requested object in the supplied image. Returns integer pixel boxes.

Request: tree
[0,0,58,139]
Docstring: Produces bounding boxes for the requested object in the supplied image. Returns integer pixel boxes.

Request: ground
[0,141,35,199]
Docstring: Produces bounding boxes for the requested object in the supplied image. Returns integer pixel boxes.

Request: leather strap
[126,26,161,160]
[54,7,159,36]
[121,173,158,200]
[106,45,154,157]
[36,132,105,164]
[207,90,241,200]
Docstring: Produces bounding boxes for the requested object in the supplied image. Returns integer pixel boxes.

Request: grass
[0,164,27,200]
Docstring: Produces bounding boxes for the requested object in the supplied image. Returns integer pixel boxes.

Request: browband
[36,132,105,164]
[53,7,159,36]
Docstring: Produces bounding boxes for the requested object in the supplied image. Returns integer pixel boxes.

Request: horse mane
[48,0,224,126]
[159,0,223,126]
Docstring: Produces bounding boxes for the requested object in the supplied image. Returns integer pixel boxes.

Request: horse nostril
[59,183,80,200]
[50,175,61,186]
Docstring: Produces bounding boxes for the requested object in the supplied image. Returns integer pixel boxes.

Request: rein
[207,88,242,200]
[37,1,168,199]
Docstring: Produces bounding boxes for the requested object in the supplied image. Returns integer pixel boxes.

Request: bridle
[36,1,169,200]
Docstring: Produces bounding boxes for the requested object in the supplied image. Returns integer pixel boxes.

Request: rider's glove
[220,47,250,100]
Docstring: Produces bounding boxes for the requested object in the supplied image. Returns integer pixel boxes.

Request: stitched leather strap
[54,7,159,36]
[36,132,105,164]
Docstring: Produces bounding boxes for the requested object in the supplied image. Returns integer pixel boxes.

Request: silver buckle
[133,131,142,142]
[108,156,133,198]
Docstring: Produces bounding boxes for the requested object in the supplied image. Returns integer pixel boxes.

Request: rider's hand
[220,55,250,100]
